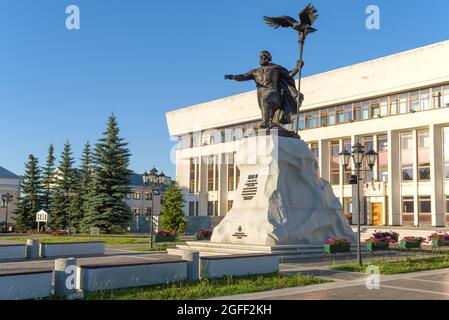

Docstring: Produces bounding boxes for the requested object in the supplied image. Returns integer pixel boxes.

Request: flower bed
[371,231,399,244]
[428,233,449,247]
[400,236,424,249]
[364,240,389,252]
[195,230,212,241]
[364,231,398,252]
[154,231,177,242]
[324,238,351,254]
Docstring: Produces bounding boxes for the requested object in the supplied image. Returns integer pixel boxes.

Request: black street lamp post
[2,193,13,232]
[143,168,161,248]
[340,143,378,267]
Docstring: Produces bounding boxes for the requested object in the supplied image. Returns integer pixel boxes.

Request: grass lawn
[130,245,178,252]
[332,255,449,275]
[82,273,328,300]
[5,236,151,246]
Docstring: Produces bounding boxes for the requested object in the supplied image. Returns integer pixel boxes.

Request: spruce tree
[51,142,78,230]
[76,142,92,227]
[160,183,186,234]
[14,155,43,230]
[42,144,56,212]
[82,114,133,233]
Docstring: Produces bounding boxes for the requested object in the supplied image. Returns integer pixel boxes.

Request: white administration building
[166,40,449,228]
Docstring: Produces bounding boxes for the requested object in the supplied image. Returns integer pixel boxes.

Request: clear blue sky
[1,0,449,178]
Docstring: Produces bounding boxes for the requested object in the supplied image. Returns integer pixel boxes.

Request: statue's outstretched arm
[225,71,254,82]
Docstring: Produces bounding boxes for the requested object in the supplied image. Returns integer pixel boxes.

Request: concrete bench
[0,244,26,260]
[77,260,188,292]
[0,269,53,300]
[40,241,105,258]
[200,254,279,279]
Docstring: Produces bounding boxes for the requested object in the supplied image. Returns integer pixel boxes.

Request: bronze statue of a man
[225,50,304,129]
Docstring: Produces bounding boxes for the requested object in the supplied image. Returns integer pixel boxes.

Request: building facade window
[310,143,319,159]
[227,153,235,192]
[402,196,414,225]
[343,139,352,184]
[418,129,430,181]
[145,192,151,200]
[132,207,141,215]
[362,136,374,182]
[401,132,414,181]
[377,135,389,182]
[330,142,340,185]
[343,198,353,224]
[207,201,219,216]
[419,195,432,225]
[133,191,141,200]
[227,200,233,212]
[145,207,152,216]
[189,201,195,216]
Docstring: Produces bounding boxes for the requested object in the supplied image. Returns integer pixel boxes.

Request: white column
[430,124,445,226]
[412,130,419,227]
[388,130,400,225]
[338,139,344,206]
[318,140,329,180]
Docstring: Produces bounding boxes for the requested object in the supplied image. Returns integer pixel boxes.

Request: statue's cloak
[274,65,303,125]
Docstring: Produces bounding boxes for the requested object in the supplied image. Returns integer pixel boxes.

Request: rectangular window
[305,113,313,129]
[390,95,398,115]
[320,110,328,127]
[362,136,374,182]
[336,110,345,124]
[401,132,414,181]
[189,201,195,216]
[227,153,235,191]
[419,196,431,214]
[420,89,430,111]
[344,105,353,122]
[410,91,419,112]
[311,143,319,159]
[299,115,305,130]
[380,98,388,116]
[353,105,361,121]
[399,94,409,114]
[207,201,214,216]
[132,207,141,215]
[377,135,389,182]
[402,196,414,214]
[343,198,353,224]
[227,200,234,212]
[312,111,319,128]
[328,108,336,126]
[145,207,152,216]
[343,139,352,184]
[207,156,214,191]
[370,100,380,118]
[145,192,151,200]
[189,158,196,193]
[236,165,240,189]
[418,130,430,181]
[330,142,340,185]
[362,101,370,120]
[133,191,141,200]
[443,85,449,107]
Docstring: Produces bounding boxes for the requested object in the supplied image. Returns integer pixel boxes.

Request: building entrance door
[372,203,383,226]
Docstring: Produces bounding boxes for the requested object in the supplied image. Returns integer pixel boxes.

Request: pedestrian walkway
[211,268,449,300]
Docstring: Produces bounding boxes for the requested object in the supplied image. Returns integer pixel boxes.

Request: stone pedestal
[211,133,355,246]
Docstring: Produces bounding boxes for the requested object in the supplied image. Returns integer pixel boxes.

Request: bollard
[54,258,77,297]
[182,250,200,281]
[26,239,39,259]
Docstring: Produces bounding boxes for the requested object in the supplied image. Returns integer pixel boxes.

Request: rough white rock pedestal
[211,133,355,246]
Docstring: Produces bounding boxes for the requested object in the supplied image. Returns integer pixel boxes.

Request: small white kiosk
[36,209,50,232]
